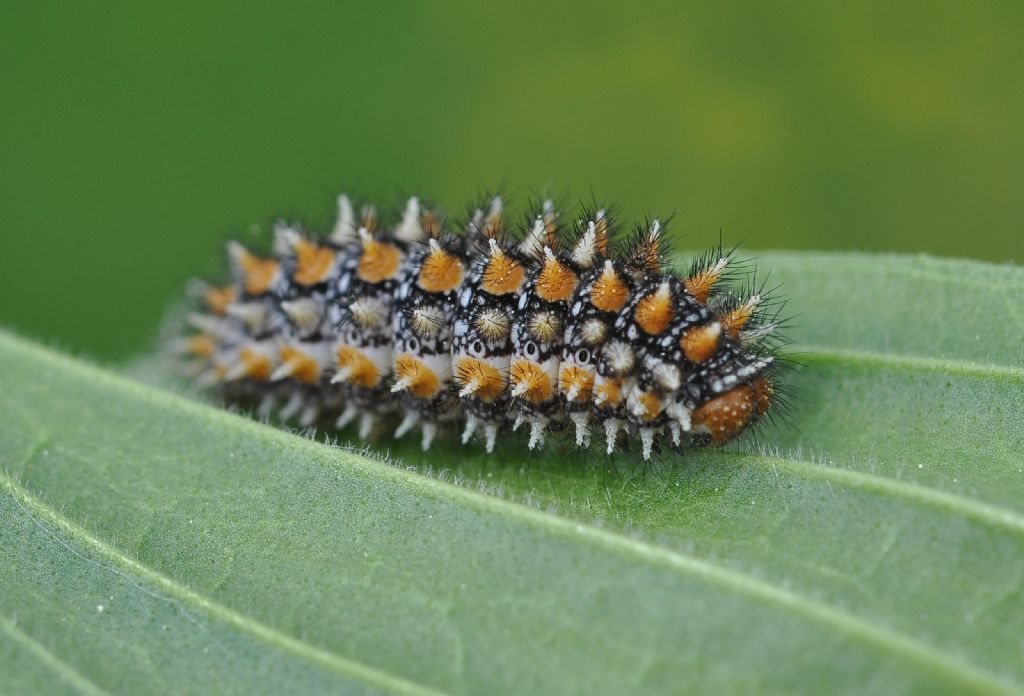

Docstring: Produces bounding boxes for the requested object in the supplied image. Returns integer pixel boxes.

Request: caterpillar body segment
[391,234,467,450]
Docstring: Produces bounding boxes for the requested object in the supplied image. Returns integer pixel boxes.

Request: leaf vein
[1,473,448,696]
[793,345,1024,380]
[380,467,1024,695]
[723,450,1024,536]
[0,615,110,696]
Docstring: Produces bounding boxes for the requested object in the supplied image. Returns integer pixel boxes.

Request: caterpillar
[177,193,787,461]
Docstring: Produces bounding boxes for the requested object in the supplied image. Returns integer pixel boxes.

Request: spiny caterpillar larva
[177,193,787,460]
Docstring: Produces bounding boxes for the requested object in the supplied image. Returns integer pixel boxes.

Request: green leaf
[2,252,1022,695]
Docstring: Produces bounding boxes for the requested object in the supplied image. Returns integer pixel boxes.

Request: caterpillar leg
[527,417,548,451]
[420,422,437,452]
[279,391,304,421]
[569,412,590,448]
[335,404,358,429]
[668,421,682,447]
[604,418,622,455]
[461,413,479,445]
[358,413,376,440]
[639,426,659,461]
[257,393,277,419]
[394,410,419,439]
[299,404,320,427]
[483,422,499,454]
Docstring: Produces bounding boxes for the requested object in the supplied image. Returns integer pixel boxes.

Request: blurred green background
[1,2,1021,359]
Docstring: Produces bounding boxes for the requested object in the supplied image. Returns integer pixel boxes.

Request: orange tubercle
[684,259,727,304]
[536,253,578,302]
[634,283,674,335]
[237,347,272,381]
[293,240,336,286]
[558,364,595,401]
[394,354,442,398]
[203,285,236,316]
[721,296,759,339]
[239,252,279,296]
[510,360,553,403]
[594,378,624,407]
[418,244,464,293]
[279,345,321,383]
[680,322,722,363]
[633,390,662,421]
[336,345,382,388]
[455,357,506,401]
[481,241,525,295]
[634,225,663,275]
[691,380,771,445]
[590,263,629,313]
[357,239,401,283]
[753,376,774,417]
[185,334,216,358]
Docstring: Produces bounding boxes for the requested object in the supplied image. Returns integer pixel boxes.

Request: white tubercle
[510,379,531,398]
[329,194,357,245]
[458,379,481,398]
[571,221,598,268]
[186,313,233,339]
[274,224,302,256]
[393,197,425,243]
[330,367,353,384]
[269,362,295,382]
[226,240,249,267]
[391,376,413,394]
[740,322,777,345]
[519,216,547,257]
[281,299,321,332]
[225,302,267,332]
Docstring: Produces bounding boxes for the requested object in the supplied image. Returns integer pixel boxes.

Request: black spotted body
[179,192,785,461]
[390,237,466,450]
[450,236,528,453]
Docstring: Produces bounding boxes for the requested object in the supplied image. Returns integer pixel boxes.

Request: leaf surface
[2,252,1022,694]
